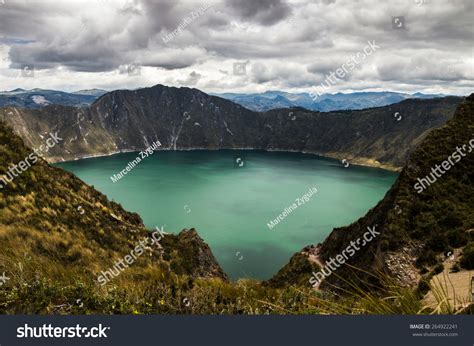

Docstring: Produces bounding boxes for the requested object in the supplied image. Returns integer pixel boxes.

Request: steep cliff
[271,94,474,292]
[1,85,462,170]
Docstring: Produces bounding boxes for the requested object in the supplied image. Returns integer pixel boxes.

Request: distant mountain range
[213,91,447,112]
[0,84,462,171]
[0,88,108,109]
[0,88,446,112]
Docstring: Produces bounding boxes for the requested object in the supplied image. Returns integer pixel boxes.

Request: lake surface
[56,150,397,280]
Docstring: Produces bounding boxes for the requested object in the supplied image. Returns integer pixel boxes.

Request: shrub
[416,249,438,267]
[426,232,449,252]
[446,230,468,248]
[433,263,444,275]
[416,278,431,296]
[460,242,474,269]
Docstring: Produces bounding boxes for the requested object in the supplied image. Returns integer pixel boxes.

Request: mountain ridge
[0,84,463,172]
[213,90,447,112]
[0,86,447,112]
[0,88,100,109]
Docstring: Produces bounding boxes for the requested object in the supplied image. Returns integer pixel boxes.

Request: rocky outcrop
[0,84,462,170]
[161,228,228,281]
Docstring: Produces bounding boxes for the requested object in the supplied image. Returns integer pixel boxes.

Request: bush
[432,263,444,275]
[426,232,449,252]
[447,230,468,248]
[416,278,431,296]
[416,249,438,267]
[460,242,474,269]
[438,212,463,229]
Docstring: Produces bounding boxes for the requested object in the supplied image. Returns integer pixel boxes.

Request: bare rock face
[384,243,423,287]
[1,84,462,170]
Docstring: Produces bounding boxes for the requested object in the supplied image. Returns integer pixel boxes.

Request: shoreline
[48,147,401,172]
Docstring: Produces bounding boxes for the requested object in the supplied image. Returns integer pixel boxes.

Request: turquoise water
[56,150,397,280]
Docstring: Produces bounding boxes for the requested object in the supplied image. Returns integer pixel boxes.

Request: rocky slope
[271,94,474,292]
[0,84,462,170]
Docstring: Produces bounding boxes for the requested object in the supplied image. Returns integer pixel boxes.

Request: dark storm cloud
[1,0,204,71]
[8,39,121,72]
[225,0,291,25]
[140,47,205,70]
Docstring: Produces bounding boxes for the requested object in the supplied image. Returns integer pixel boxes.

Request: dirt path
[424,249,473,311]
[302,245,326,289]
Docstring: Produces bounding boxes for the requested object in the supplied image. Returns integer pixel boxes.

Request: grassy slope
[0,120,314,314]
[270,94,474,294]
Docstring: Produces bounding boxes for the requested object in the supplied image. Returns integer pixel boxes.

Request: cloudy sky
[0,0,473,95]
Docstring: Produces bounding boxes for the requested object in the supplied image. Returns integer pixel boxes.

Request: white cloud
[0,0,472,95]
